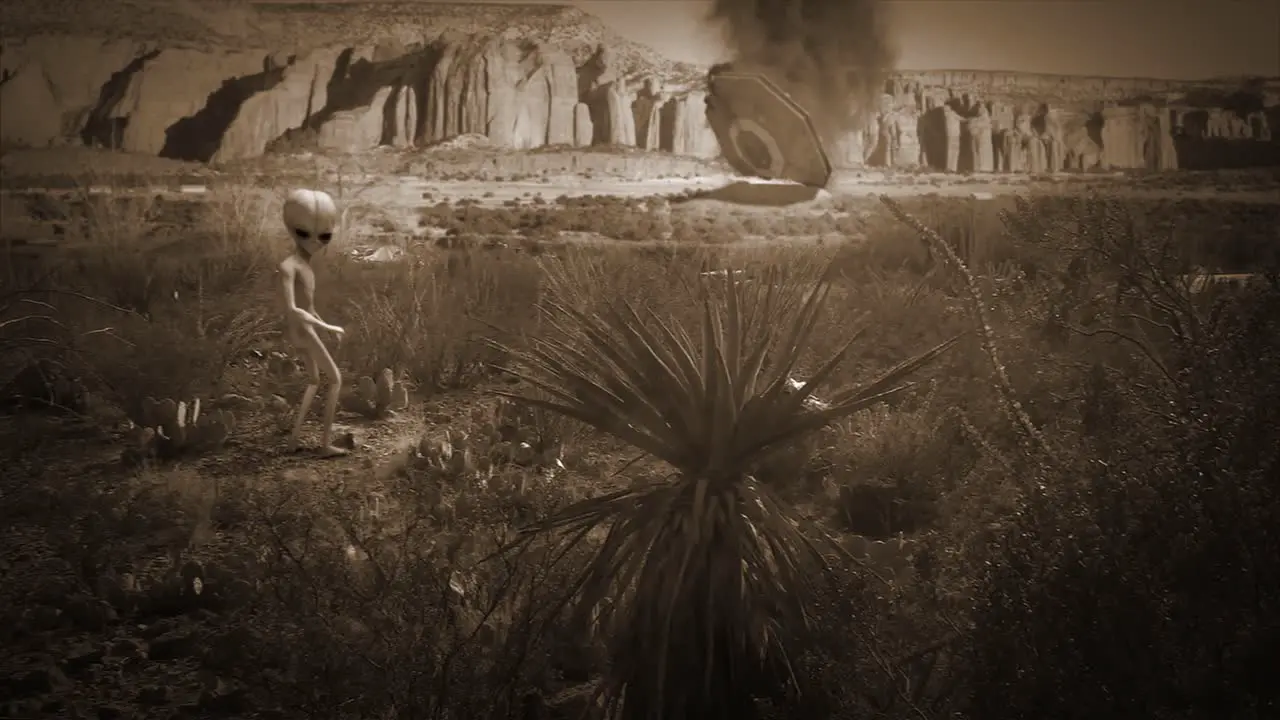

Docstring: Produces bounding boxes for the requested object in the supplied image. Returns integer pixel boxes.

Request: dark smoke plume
[708,0,896,146]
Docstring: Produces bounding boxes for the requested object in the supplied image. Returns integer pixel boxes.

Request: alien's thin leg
[305,328,346,457]
[287,352,321,452]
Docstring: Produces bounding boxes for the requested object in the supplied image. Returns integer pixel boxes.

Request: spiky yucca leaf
[489,256,958,720]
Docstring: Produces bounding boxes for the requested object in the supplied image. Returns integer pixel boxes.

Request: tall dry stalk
[878,195,1057,462]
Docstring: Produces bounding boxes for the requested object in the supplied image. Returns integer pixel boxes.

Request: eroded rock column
[1101,106,1142,169]
[965,105,994,172]
[943,105,962,172]
[573,103,593,147]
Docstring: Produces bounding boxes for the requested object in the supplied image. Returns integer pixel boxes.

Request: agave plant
[490,254,959,720]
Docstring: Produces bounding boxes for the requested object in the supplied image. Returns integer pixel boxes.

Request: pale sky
[570,0,1280,80]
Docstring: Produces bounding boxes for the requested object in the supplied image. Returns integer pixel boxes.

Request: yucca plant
[490,254,959,720]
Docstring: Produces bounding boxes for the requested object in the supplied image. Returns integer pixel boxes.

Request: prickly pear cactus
[411,398,565,484]
[129,395,237,461]
[399,398,573,528]
[341,368,410,419]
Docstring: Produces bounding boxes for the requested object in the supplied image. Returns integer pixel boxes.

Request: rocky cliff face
[0,33,721,162]
[832,75,1280,173]
[2,14,1276,174]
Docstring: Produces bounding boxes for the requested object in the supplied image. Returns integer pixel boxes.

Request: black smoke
[708,0,896,147]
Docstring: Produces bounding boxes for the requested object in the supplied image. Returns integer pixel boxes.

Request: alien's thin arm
[280,262,340,332]
[300,271,324,323]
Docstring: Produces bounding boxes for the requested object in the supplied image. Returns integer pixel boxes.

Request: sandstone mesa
[0,1,1276,175]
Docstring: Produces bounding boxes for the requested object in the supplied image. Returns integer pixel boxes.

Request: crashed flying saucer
[705,66,833,189]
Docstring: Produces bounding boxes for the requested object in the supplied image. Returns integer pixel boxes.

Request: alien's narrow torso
[281,256,317,347]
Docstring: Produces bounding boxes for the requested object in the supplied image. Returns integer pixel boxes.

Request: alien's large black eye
[293,228,311,239]
[318,232,333,244]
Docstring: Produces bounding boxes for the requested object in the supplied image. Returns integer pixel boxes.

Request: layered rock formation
[2,27,1277,174]
[1,35,721,162]
[851,74,1280,174]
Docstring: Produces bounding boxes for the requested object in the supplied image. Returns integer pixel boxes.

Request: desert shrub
[231,460,595,718]
[419,195,674,244]
[1,186,276,417]
[950,196,1280,720]
[821,394,973,538]
[333,249,543,393]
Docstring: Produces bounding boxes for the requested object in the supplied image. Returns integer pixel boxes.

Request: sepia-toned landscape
[1,1,1278,719]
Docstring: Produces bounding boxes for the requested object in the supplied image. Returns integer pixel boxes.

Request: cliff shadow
[380,85,411,146]
[674,181,822,207]
[585,86,612,146]
[1174,138,1280,170]
[657,98,681,153]
[1183,87,1266,117]
[305,49,403,130]
[1031,103,1051,135]
[81,49,162,150]
[957,126,974,174]
[161,65,286,162]
[1085,112,1104,153]
[918,107,946,170]
[274,45,438,146]
[1181,109,1210,137]
[865,131,888,167]
[631,92,658,149]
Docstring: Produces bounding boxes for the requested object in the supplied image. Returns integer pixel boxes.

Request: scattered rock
[1,665,71,698]
[22,604,65,632]
[202,627,254,672]
[198,685,253,715]
[106,638,145,660]
[333,429,362,451]
[61,646,106,675]
[95,704,126,720]
[217,393,263,412]
[139,617,181,639]
[147,630,201,662]
[136,684,171,706]
[64,594,118,631]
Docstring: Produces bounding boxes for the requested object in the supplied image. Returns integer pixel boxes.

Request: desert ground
[2,137,1279,719]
